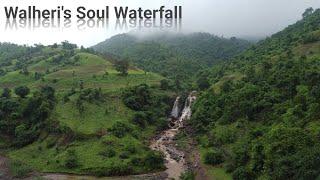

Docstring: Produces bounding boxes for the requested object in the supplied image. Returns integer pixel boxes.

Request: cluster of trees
[0,43,39,67]
[63,87,104,114]
[190,8,320,180]
[0,85,56,147]
[122,84,172,131]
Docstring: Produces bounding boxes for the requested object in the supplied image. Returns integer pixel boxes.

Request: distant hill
[190,8,320,180]
[93,32,252,87]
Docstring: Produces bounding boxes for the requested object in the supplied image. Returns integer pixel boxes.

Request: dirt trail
[192,151,210,180]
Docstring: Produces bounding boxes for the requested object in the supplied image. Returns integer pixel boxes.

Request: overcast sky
[0,0,319,47]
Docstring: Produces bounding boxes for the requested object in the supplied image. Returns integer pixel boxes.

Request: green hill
[93,32,252,88]
[0,42,172,176]
[190,8,320,180]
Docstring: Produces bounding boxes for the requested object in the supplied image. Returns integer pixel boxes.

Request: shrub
[130,157,143,166]
[119,151,130,159]
[1,88,11,98]
[224,162,236,173]
[101,135,117,145]
[108,121,131,138]
[160,79,171,90]
[143,151,164,170]
[9,160,32,178]
[204,149,224,165]
[125,144,136,154]
[64,149,78,169]
[46,137,57,148]
[99,148,116,158]
[232,167,254,180]
[132,112,147,128]
[156,117,168,131]
[14,86,30,98]
[180,171,195,180]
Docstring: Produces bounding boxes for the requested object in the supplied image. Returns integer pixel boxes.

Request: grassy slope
[0,52,162,92]
[1,50,166,175]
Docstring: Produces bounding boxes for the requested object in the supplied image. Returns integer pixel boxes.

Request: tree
[61,41,77,50]
[79,80,84,90]
[221,80,233,93]
[41,86,56,105]
[34,72,43,80]
[114,60,129,76]
[160,79,170,90]
[132,112,147,128]
[76,99,85,114]
[197,76,210,90]
[1,88,11,98]
[303,7,314,18]
[0,69,6,76]
[14,86,30,98]
[20,67,29,75]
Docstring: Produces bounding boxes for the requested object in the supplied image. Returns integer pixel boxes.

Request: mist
[0,0,319,46]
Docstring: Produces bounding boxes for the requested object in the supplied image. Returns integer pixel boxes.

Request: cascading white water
[150,92,196,180]
[177,92,197,127]
[170,96,180,119]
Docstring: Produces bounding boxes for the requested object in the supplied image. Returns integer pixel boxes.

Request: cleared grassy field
[55,95,133,135]
[0,52,163,93]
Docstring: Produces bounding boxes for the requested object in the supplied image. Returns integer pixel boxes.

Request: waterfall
[170,96,180,119]
[177,91,197,127]
[150,91,197,180]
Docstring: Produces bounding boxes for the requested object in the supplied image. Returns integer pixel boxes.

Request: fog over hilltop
[0,0,319,46]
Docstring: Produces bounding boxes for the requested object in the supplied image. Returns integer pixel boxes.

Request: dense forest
[93,32,251,89]
[189,8,320,180]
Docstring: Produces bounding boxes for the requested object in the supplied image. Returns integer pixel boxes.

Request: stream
[150,92,197,180]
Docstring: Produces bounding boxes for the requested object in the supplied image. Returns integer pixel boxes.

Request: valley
[1,7,320,180]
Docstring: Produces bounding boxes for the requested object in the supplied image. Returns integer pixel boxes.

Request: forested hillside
[0,42,174,178]
[190,8,320,180]
[93,32,251,88]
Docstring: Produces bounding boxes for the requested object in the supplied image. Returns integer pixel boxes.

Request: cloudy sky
[0,0,319,46]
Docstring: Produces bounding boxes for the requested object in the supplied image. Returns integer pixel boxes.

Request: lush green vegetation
[190,8,320,180]
[93,32,251,89]
[1,7,320,180]
[0,42,172,176]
